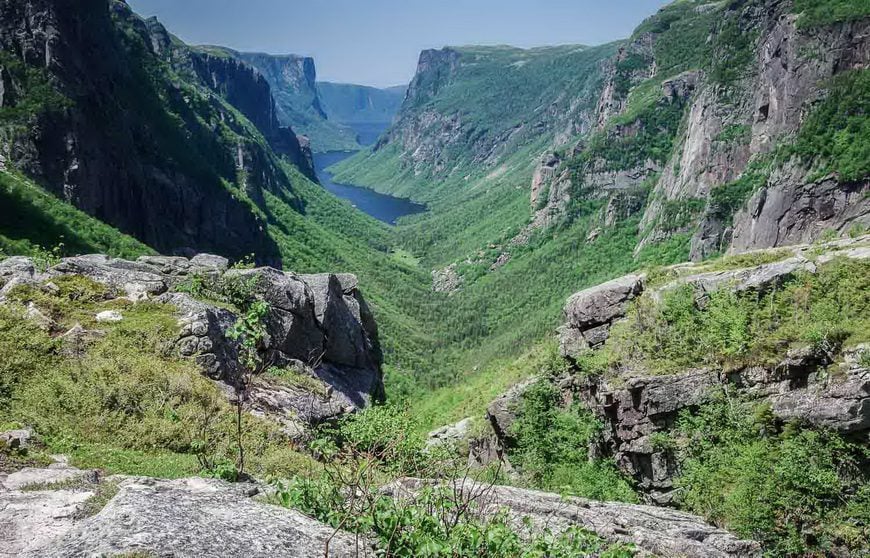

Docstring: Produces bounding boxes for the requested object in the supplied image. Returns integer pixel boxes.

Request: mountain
[0,0,320,264]
[317,82,405,145]
[317,82,405,125]
[224,50,362,152]
[332,0,870,385]
[2,0,870,556]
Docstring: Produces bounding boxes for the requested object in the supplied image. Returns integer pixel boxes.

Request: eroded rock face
[0,253,384,428]
[558,273,644,357]
[552,239,870,501]
[631,8,870,259]
[384,478,761,558]
[1,466,361,558]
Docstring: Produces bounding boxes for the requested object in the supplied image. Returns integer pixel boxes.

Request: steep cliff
[228,50,360,152]
[316,82,405,145]
[0,0,317,265]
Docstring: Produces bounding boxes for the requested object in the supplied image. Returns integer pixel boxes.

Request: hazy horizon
[125,0,670,88]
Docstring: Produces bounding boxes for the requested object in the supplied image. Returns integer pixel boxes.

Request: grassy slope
[0,171,153,260]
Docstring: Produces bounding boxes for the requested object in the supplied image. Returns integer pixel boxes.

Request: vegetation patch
[600,258,870,375]
[0,279,317,481]
[793,0,870,28]
[674,393,870,556]
[509,379,638,503]
[787,70,870,182]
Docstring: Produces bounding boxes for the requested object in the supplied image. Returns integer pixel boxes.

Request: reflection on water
[313,151,426,225]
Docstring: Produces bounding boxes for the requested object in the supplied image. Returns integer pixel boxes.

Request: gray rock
[3,470,361,558]
[24,302,54,330]
[94,310,123,323]
[486,379,536,452]
[384,478,760,558]
[49,255,169,297]
[0,429,33,452]
[655,257,816,301]
[0,254,384,431]
[432,263,462,294]
[426,417,473,449]
[189,253,230,272]
[769,367,870,434]
[559,274,644,356]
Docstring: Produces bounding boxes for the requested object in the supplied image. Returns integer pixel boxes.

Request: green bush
[509,380,637,503]
[793,0,870,28]
[788,70,870,182]
[674,394,870,556]
[275,475,638,557]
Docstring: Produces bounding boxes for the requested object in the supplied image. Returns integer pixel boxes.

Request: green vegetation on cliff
[675,394,870,555]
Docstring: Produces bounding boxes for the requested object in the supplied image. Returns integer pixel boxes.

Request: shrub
[509,380,637,502]
[674,393,870,556]
[604,258,870,374]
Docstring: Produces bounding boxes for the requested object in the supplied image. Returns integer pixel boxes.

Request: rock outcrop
[384,478,761,558]
[0,465,361,558]
[558,273,644,358]
[639,7,870,258]
[553,237,870,501]
[0,253,384,431]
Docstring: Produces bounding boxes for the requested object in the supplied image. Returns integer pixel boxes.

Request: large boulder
[559,273,644,356]
[384,478,760,558]
[1,467,361,558]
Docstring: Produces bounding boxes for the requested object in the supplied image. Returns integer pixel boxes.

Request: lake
[313,151,426,225]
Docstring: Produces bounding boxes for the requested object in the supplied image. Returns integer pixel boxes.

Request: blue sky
[127,0,670,88]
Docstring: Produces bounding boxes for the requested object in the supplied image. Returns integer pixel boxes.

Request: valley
[1,0,870,556]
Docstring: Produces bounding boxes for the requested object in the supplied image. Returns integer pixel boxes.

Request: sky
[126,0,671,88]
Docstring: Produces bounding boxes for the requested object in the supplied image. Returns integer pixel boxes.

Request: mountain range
[1,0,869,556]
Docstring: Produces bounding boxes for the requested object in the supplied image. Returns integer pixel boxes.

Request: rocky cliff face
[372,44,614,182]
[0,252,384,435]
[0,0,316,264]
[553,237,870,502]
[644,6,870,259]
[232,51,360,152]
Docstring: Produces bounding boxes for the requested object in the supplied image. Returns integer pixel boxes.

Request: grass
[0,277,318,481]
[793,0,870,28]
[597,257,870,376]
[0,171,153,260]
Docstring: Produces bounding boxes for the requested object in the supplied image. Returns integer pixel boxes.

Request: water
[314,151,426,225]
[345,122,391,147]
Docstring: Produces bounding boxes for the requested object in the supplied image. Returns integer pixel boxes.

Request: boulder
[559,274,644,356]
[94,310,123,323]
[0,429,33,452]
[426,417,473,449]
[1,468,361,558]
[384,478,760,558]
[486,379,536,451]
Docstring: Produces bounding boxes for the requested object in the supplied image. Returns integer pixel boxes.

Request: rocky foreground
[0,458,761,557]
[0,253,384,436]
